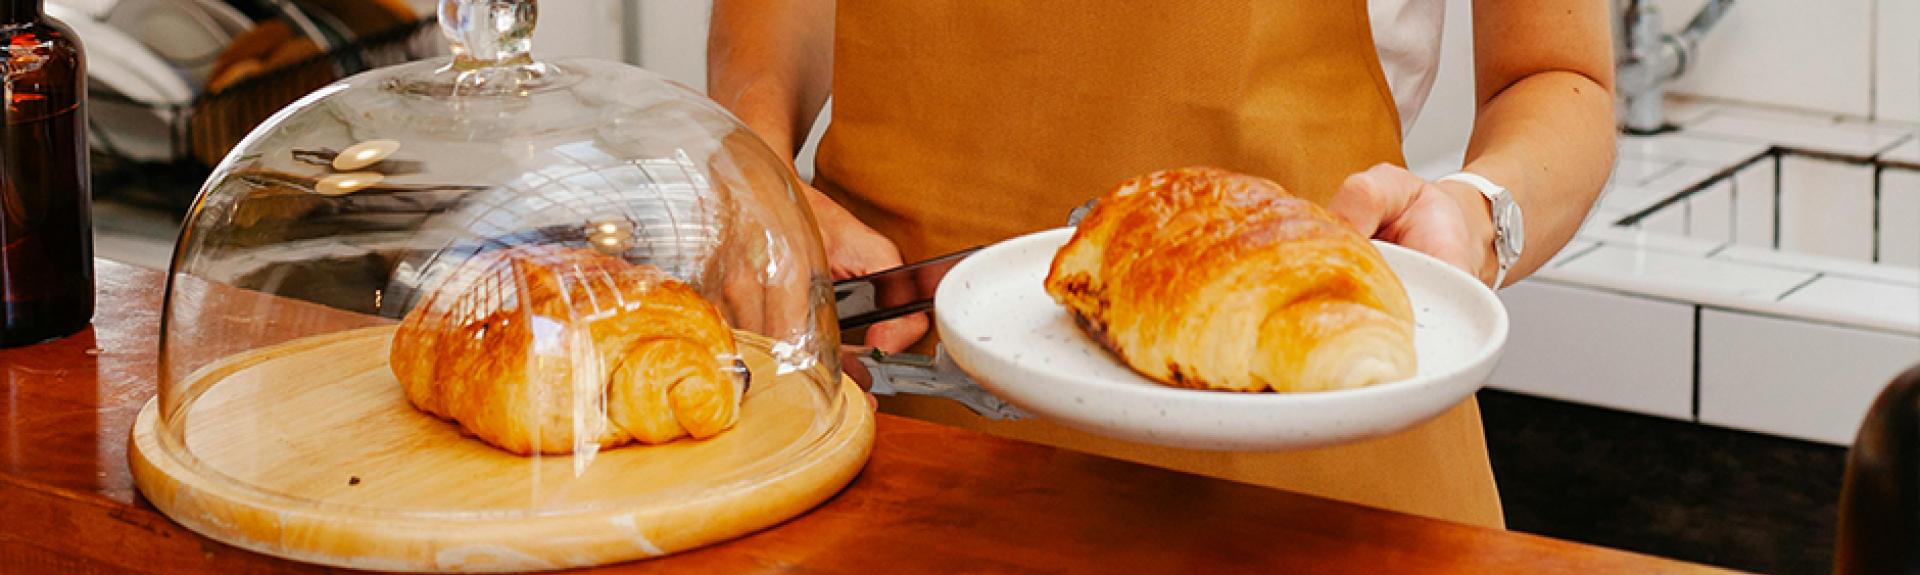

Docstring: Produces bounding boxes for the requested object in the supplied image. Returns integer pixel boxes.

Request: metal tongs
[831,201,1100,420]
[833,248,1027,419]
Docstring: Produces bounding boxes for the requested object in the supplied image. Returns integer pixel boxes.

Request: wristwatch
[1438,172,1523,289]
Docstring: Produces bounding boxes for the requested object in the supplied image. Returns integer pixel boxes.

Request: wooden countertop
[0,260,1736,574]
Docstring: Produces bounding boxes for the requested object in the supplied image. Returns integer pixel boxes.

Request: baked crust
[1045,167,1416,393]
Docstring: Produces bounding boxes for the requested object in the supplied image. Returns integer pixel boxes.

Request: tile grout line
[1709,249,1919,287]
[1873,164,1884,263]
[1772,153,1783,250]
[1614,147,1773,228]
[1586,222,1914,287]
[1728,171,1740,243]
[1531,277,1919,338]
[1691,305,1702,423]
[1635,161,1688,188]
[1775,273,1826,302]
[1552,242,1608,269]
[1868,0,1878,122]
[1874,133,1917,158]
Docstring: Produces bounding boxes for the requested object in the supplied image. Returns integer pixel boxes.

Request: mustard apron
[815,0,1503,528]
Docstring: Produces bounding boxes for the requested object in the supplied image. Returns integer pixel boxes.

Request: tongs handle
[827,199,1100,418]
[840,344,1027,420]
[833,246,979,331]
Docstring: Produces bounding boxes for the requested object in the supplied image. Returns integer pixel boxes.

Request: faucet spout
[1617,0,1735,134]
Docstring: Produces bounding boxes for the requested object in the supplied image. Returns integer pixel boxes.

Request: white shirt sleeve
[1368,0,1447,135]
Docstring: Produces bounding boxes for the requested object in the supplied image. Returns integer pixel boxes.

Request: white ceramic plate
[46,3,193,105]
[936,227,1509,451]
[104,0,242,85]
[191,0,254,37]
[47,3,191,161]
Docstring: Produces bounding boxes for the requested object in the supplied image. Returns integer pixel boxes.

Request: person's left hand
[1327,163,1498,286]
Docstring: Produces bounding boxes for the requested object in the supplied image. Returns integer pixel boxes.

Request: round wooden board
[130,326,874,572]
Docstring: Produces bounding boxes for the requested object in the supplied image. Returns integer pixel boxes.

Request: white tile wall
[1699,308,1920,445]
[1876,0,1920,123]
[1653,0,1876,117]
[1488,281,1696,420]
[1779,156,1877,262]
[1556,244,1813,301]
[1639,201,1688,236]
[636,1,712,89]
[1882,169,1920,267]
[1613,162,1727,238]
[1780,276,1920,331]
[1597,182,1664,214]
[1685,180,1733,244]
[1580,204,1633,235]
[1578,225,1730,257]
[1612,157,1683,188]
[1688,109,1911,157]
[1547,240,1601,267]
[1643,164,1722,195]
[1884,140,1920,166]
[531,0,626,61]
[1731,159,1778,248]
[1662,98,1725,128]
[1618,131,1769,167]
[1714,245,1920,287]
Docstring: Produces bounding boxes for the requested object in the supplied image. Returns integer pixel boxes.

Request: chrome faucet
[1616,0,1736,134]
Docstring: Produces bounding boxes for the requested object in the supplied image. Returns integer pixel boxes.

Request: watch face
[1499,200,1524,257]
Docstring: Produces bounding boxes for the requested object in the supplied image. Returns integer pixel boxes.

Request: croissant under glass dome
[140,2,860,568]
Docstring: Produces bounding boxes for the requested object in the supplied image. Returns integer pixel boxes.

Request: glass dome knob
[437,0,544,90]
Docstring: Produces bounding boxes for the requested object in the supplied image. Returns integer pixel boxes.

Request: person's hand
[1327,163,1499,287]
[805,182,931,353]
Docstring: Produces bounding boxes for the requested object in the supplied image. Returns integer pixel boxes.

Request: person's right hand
[805,182,930,353]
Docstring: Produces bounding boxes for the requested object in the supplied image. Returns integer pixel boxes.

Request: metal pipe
[1617,0,1736,133]
[620,0,644,66]
[1678,0,1735,50]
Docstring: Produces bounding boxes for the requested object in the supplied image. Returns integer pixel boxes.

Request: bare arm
[1332,0,1616,287]
[707,0,834,159]
[708,0,929,352]
[1455,0,1617,284]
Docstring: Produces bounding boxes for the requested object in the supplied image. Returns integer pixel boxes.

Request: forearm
[1447,0,1616,287]
[707,0,834,159]
[1448,70,1616,285]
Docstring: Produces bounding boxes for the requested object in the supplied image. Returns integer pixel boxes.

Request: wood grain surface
[0,260,1740,574]
[130,327,872,571]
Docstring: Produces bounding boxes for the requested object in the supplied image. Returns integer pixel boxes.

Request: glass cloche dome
[129,1,873,571]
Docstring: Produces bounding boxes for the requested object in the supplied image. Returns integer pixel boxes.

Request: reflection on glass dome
[165,57,837,407]
[132,1,871,571]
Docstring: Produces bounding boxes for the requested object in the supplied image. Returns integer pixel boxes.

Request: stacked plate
[51,0,419,164]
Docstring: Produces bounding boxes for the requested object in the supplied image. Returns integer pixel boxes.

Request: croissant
[1045,167,1416,393]
[390,245,746,455]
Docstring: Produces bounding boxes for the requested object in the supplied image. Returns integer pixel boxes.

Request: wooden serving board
[129,326,874,572]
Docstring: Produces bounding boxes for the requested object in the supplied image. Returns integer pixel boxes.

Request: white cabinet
[1699,308,1920,445]
[1488,281,1696,420]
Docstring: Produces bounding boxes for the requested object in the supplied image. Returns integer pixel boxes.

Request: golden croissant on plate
[1045,167,1416,393]
[391,245,746,455]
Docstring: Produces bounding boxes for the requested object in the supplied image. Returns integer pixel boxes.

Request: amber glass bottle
[0,0,92,347]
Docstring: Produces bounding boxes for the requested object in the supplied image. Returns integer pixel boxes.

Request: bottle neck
[2,0,43,26]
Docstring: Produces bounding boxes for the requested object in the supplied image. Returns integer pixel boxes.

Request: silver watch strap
[1437,172,1510,288]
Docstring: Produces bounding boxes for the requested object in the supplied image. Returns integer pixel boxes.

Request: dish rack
[89,8,443,211]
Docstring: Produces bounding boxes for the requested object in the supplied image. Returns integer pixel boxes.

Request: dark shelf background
[1482,389,1846,575]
